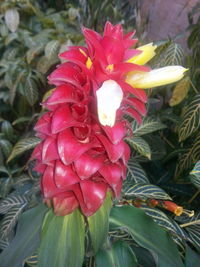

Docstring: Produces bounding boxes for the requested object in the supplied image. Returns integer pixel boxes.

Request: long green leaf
[88,192,112,253]
[96,240,137,267]
[38,209,85,267]
[0,204,47,267]
[109,206,184,267]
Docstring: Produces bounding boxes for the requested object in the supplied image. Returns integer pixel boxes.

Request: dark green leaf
[185,245,200,267]
[110,206,184,267]
[0,204,48,267]
[24,76,39,106]
[132,117,166,136]
[7,137,40,162]
[125,184,171,200]
[96,240,137,267]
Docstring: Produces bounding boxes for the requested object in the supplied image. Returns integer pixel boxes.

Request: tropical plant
[1,1,200,267]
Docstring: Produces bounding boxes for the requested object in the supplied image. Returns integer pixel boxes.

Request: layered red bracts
[30,22,163,216]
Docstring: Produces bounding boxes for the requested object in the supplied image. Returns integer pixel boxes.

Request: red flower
[31,22,149,216]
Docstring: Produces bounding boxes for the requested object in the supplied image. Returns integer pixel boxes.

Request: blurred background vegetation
[1,0,200,266]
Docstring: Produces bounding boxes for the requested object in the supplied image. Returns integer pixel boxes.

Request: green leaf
[190,161,200,189]
[1,121,14,140]
[178,94,200,141]
[7,137,40,162]
[24,76,39,106]
[45,40,60,60]
[12,117,32,125]
[132,117,166,137]
[109,206,184,267]
[38,209,85,267]
[0,204,48,267]
[0,139,12,158]
[126,137,151,159]
[96,240,137,267]
[88,192,112,253]
[125,184,171,200]
[26,45,44,64]
[185,245,200,267]
[141,206,187,241]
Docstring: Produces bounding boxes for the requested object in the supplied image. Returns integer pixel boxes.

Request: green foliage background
[0,0,200,266]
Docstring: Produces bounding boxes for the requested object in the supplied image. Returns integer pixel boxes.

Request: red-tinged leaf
[118,81,147,103]
[101,36,124,64]
[124,107,143,124]
[124,97,147,116]
[74,152,105,179]
[44,84,80,106]
[57,129,97,165]
[97,134,130,163]
[114,62,150,75]
[34,112,51,135]
[30,142,42,161]
[99,163,122,197]
[48,62,86,87]
[42,137,59,163]
[42,165,63,198]
[51,105,80,134]
[59,49,87,63]
[53,192,79,216]
[102,121,127,144]
[80,181,108,216]
[54,160,80,188]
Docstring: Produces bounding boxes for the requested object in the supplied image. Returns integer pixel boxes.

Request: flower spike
[31,22,186,217]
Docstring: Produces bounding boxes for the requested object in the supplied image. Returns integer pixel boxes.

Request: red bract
[31,22,148,217]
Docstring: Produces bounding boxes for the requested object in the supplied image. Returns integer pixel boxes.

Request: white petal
[96,80,123,127]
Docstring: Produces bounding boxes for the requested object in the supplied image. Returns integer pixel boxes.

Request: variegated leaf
[125,184,172,200]
[0,194,28,214]
[175,134,200,177]
[7,137,40,162]
[132,117,166,137]
[126,137,151,159]
[178,94,200,141]
[0,204,27,240]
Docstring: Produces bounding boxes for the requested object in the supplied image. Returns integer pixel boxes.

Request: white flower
[96,80,123,127]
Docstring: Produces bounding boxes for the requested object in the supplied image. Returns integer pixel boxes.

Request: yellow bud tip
[127,42,157,65]
[126,66,188,89]
[86,57,92,69]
